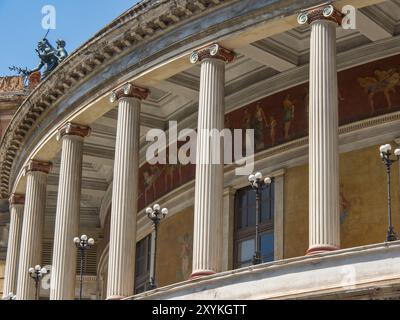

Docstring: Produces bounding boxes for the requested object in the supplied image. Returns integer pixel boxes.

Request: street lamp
[145,204,168,290]
[380,144,400,242]
[73,234,94,300]
[28,265,47,300]
[248,172,272,265]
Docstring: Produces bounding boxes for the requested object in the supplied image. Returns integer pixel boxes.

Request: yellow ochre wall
[284,143,400,258]
[155,206,194,287]
[153,144,400,287]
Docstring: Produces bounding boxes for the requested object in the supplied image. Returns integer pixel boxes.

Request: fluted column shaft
[16,161,50,300]
[2,195,24,298]
[303,7,341,254]
[107,84,148,299]
[50,123,90,300]
[190,44,234,277]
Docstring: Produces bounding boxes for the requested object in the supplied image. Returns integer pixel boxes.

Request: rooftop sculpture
[9,37,68,84]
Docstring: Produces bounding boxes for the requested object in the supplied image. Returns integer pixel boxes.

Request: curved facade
[2,0,400,300]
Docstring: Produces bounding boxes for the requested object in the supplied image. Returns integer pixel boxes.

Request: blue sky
[0,0,138,76]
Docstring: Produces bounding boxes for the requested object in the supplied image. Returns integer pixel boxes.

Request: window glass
[234,180,275,268]
[261,232,274,263]
[238,238,255,267]
[135,235,151,293]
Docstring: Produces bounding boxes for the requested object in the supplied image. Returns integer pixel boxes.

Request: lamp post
[28,265,47,300]
[73,234,94,300]
[145,204,168,290]
[380,144,400,242]
[248,172,272,265]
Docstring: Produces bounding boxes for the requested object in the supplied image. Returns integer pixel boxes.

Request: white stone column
[221,187,235,271]
[16,160,51,300]
[189,44,234,277]
[106,83,148,299]
[50,123,90,300]
[298,5,342,254]
[2,194,24,298]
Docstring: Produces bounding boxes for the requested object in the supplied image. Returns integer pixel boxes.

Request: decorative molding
[0,0,233,198]
[24,160,52,175]
[109,83,149,102]
[297,4,343,26]
[9,193,24,205]
[57,122,91,140]
[190,43,235,64]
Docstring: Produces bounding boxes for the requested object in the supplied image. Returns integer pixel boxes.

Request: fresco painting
[138,54,400,210]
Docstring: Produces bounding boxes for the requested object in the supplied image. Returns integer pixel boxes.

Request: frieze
[0,0,233,198]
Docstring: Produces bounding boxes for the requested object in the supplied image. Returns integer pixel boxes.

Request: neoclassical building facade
[2,0,400,300]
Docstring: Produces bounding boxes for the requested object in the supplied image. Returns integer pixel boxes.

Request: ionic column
[189,44,234,277]
[2,194,24,298]
[50,123,90,300]
[16,160,51,300]
[106,83,149,299]
[298,5,342,254]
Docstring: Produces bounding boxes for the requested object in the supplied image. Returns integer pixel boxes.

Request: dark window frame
[134,234,151,294]
[233,181,275,269]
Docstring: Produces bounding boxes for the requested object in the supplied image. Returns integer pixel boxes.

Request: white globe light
[386,144,392,151]
[380,145,387,153]
[35,265,41,271]
[264,177,272,184]
[145,207,153,215]
[88,238,95,245]
[73,237,80,244]
[28,267,34,274]
[153,204,160,212]
[255,172,262,180]
[161,208,168,215]
[81,234,88,241]
[248,174,255,182]
[395,149,400,157]
[40,267,47,274]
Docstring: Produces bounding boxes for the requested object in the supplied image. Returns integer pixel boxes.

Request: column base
[190,270,216,280]
[306,245,339,255]
[106,295,126,300]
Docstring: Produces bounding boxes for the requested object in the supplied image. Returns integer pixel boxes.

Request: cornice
[0,0,234,198]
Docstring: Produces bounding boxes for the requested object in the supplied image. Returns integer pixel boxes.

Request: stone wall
[284,143,400,258]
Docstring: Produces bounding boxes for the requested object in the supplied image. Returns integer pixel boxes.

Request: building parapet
[128,241,400,300]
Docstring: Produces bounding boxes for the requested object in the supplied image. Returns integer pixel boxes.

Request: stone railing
[128,241,400,300]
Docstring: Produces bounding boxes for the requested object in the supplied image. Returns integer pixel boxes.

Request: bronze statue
[29,38,68,79]
[56,39,68,62]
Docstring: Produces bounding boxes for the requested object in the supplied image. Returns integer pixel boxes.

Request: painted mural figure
[143,166,160,204]
[269,116,277,146]
[358,68,400,114]
[241,108,252,152]
[176,233,192,281]
[283,94,295,140]
[253,102,269,151]
[164,163,182,191]
[340,186,351,225]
